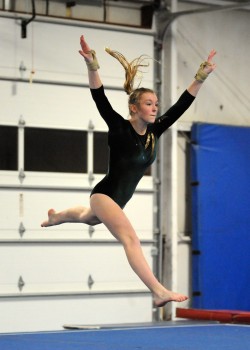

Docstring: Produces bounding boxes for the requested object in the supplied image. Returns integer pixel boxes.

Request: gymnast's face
[133,92,159,124]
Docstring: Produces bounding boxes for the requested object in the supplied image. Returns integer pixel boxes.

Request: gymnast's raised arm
[78,35,124,129]
[78,35,102,89]
[187,49,217,96]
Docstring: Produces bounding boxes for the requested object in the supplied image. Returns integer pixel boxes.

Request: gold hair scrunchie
[86,50,100,71]
[195,61,212,83]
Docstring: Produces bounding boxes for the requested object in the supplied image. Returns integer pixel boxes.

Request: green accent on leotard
[90,85,195,208]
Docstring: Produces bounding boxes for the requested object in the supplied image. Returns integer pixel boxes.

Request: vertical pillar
[155,0,179,320]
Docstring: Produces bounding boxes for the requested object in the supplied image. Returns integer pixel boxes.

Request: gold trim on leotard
[145,132,155,155]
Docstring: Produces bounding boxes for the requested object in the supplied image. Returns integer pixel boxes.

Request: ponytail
[105,48,149,95]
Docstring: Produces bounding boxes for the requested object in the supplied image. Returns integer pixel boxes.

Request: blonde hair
[105,47,150,95]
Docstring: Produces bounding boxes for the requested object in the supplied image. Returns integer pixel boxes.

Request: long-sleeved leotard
[90,85,195,208]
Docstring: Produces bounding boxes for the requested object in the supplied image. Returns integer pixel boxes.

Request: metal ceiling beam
[180,0,250,9]
[155,0,250,41]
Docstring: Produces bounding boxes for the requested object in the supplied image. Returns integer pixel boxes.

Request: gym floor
[0,321,249,350]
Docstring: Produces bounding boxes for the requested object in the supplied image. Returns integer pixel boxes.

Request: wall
[160,1,250,319]
[176,4,250,126]
[0,13,156,332]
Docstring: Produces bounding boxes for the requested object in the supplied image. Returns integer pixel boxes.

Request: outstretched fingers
[207,49,217,62]
[203,49,217,74]
[79,35,93,61]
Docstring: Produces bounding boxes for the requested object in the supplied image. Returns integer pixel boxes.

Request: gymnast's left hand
[204,49,217,74]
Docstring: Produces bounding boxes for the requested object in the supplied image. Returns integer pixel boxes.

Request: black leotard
[90,85,195,208]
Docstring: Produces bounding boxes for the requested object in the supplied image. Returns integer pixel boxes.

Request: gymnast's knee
[120,230,141,249]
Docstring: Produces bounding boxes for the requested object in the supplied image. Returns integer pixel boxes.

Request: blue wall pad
[191,123,250,310]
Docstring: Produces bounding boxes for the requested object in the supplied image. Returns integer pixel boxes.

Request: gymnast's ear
[129,103,138,116]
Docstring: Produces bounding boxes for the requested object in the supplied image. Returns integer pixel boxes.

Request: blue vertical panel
[191,123,250,310]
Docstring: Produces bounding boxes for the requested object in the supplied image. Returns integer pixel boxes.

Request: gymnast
[41,35,216,307]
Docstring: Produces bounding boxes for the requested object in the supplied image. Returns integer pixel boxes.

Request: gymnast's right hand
[79,35,93,63]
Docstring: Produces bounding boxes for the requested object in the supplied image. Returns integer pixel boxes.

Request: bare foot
[153,290,188,307]
[41,209,61,227]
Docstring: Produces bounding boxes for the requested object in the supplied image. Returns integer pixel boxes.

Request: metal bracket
[18,276,25,292]
[88,171,95,186]
[87,275,95,290]
[19,222,26,237]
[18,115,26,127]
[18,169,26,184]
[19,61,27,79]
[88,226,95,238]
[88,120,95,131]
[151,246,159,257]
[153,227,160,235]
[21,0,36,38]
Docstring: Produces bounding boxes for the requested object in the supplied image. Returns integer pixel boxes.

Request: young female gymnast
[41,35,216,307]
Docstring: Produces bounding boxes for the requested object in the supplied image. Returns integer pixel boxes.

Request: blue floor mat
[0,324,250,350]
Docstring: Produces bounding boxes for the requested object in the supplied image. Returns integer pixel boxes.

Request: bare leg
[41,206,101,227]
[90,194,188,307]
